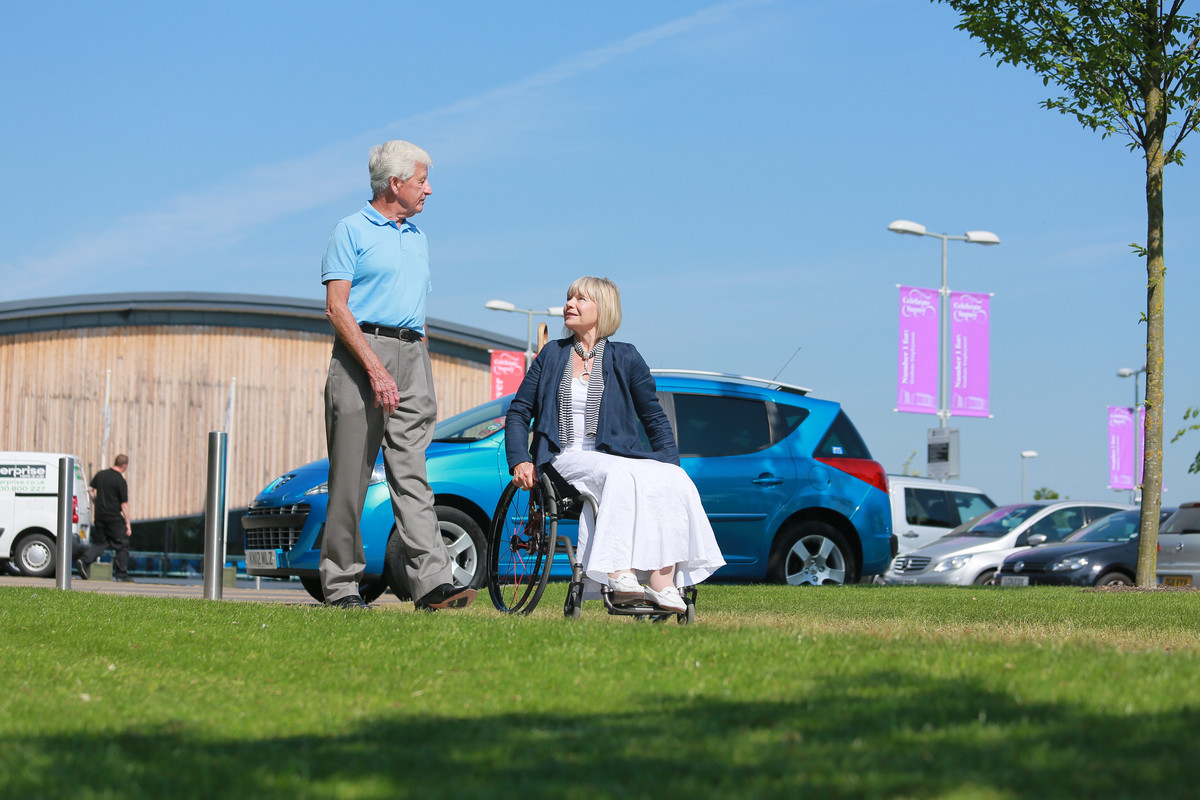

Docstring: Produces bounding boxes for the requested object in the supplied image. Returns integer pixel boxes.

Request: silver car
[1156,501,1200,587]
[883,500,1133,586]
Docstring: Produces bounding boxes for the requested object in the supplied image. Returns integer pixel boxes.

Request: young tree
[935,1,1200,586]
[1032,487,1061,500]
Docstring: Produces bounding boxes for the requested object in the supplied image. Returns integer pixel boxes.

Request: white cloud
[1,0,770,294]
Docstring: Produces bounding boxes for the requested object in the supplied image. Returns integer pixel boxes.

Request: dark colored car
[243,371,895,601]
[996,507,1176,587]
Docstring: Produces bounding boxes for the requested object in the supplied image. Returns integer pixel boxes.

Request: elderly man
[319,140,475,611]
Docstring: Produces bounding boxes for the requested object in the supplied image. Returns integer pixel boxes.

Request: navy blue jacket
[505,338,680,473]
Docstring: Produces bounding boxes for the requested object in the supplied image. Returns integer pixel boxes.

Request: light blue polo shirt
[320,204,432,335]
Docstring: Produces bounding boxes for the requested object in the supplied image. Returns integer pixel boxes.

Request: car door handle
[902,532,919,538]
[752,474,783,486]
[1176,543,1185,552]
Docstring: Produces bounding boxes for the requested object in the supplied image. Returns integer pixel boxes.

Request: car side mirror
[1026,533,1048,547]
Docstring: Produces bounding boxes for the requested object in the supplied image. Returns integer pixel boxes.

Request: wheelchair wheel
[487,481,555,615]
[564,580,583,619]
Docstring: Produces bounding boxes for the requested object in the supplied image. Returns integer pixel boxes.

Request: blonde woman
[505,277,724,611]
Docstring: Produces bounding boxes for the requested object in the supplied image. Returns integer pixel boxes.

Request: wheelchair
[485,464,696,624]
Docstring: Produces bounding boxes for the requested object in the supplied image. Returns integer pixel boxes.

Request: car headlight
[304,463,387,495]
[1050,556,1090,572]
[933,555,972,572]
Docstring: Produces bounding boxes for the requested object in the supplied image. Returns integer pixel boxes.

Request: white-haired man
[319,139,475,611]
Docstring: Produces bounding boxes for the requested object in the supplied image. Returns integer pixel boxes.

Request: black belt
[360,322,423,342]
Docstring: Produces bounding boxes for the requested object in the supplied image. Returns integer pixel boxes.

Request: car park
[1156,501,1200,587]
[0,451,92,577]
[886,474,996,554]
[243,371,895,600]
[996,506,1175,587]
[883,499,1132,586]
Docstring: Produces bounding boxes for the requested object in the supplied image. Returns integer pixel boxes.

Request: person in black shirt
[77,454,132,581]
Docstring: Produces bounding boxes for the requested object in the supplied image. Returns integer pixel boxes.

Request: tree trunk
[1136,81,1167,587]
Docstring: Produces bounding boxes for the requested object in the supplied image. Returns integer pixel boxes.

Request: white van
[887,475,996,554]
[0,452,92,577]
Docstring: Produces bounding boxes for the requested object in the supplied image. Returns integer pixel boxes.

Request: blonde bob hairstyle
[565,276,622,339]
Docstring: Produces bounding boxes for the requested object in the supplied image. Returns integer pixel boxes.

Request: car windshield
[956,504,1044,538]
[1067,509,1141,543]
[431,397,511,442]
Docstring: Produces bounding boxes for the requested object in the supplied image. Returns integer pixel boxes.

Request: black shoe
[74,559,89,580]
[115,576,135,583]
[328,595,370,609]
[415,583,478,611]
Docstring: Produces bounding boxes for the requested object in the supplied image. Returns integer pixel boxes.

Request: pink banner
[1108,405,1145,490]
[950,291,990,417]
[490,350,526,399]
[897,286,939,414]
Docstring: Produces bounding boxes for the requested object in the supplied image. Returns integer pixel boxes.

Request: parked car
[886,474,996,554]
[0,451,92,577]
[1156,501,1200,587]
[243,371,895,601]
[996,506,1175,587]
[883,499,1132,586]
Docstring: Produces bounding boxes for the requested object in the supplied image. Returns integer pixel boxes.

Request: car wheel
[973,569,997,586]
[299,576,324,603]
[299,575,387,604]
[768,521,858,585]
[1096,571,1134,587]
[15,532,56,578]
[383,506,486,601]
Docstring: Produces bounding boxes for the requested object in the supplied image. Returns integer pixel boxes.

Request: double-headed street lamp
[1117,365,1147,502]
[888,220,1001,429]
[1020,450,1039,502]
[484,299,564,366]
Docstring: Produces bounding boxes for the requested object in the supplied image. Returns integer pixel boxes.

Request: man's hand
[512,461,536,490]
[369,369,400,416]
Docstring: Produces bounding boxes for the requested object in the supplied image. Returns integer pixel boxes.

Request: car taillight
[816,457,889,494]
[72,495,79,524]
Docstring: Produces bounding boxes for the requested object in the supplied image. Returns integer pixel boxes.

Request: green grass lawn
[2,583,1198,799]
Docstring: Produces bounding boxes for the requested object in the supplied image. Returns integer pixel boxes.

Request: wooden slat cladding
[0,326,491,520]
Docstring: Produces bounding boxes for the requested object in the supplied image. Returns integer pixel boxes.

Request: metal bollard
[56,456,75,590]
[202,431,229,600]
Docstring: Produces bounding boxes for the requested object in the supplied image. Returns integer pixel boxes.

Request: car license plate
[895,578,918,585]
[245,549,278,569]
[1162,574,1192,587]
[999,575,1029,586]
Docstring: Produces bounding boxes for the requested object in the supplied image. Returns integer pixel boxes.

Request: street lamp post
[888,220,1000,429]
[1118,365,1147,503]
[1020,450,1039,502]
[484,300,565,366]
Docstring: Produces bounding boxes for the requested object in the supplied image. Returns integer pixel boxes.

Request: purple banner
[1108,405,1145,490]
[897,286,939,414]
[950,291,990,417]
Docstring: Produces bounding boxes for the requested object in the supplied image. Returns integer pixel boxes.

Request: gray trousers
[321,334,451,603]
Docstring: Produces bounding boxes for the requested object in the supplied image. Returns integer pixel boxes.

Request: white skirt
[551,449,725,594]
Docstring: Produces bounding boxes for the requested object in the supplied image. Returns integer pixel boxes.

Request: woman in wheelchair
[505,276,724,614]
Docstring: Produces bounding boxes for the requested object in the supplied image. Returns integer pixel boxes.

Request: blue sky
[3,0,1199,505]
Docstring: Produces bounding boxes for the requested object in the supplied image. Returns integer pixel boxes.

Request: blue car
[243,371,894,602]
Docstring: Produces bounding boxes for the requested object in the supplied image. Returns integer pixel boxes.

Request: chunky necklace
[573,339,600,380]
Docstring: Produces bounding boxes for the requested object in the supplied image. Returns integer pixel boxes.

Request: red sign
[490,350,526,399]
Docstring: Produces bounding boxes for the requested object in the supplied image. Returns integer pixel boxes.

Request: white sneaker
[644,584,686,613]
[608,572,644,605]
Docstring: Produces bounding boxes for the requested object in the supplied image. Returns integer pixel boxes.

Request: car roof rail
[649,369,811,396]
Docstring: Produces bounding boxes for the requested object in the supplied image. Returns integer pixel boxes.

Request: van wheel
[768,522,857,585]
[15,532,56,578]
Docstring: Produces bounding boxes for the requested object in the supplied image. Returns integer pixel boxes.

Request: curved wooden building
[0,293,522,522]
